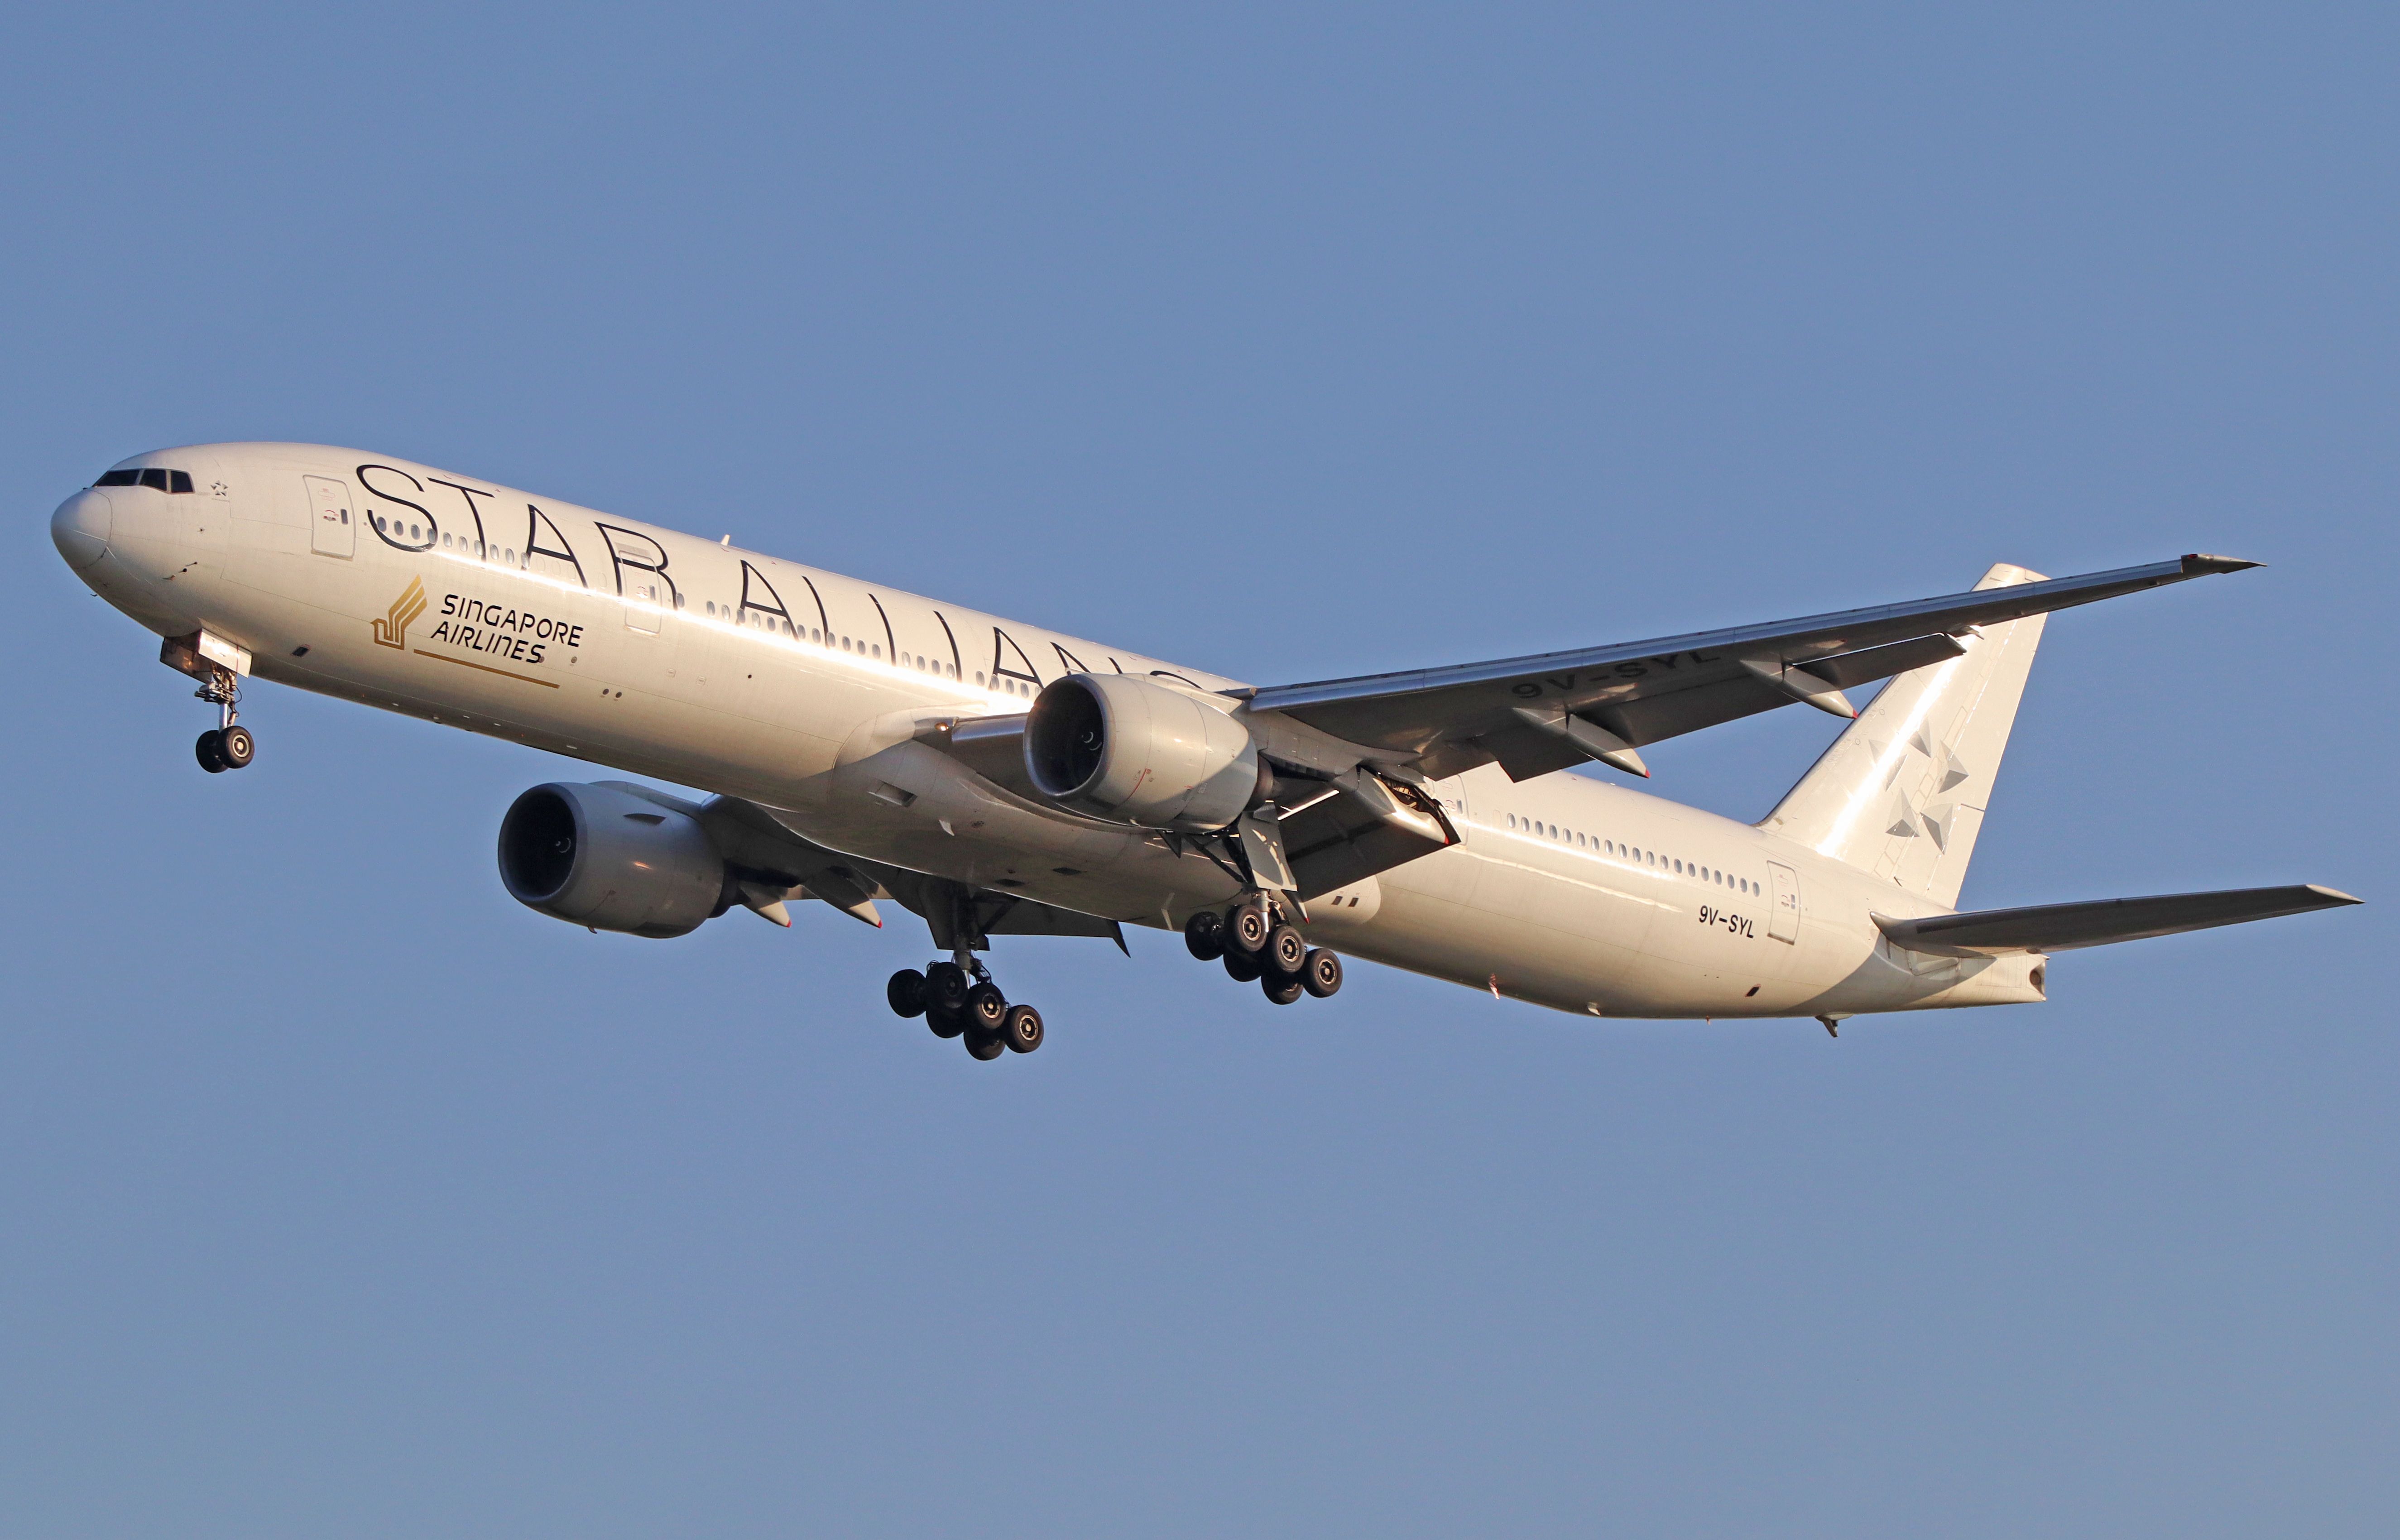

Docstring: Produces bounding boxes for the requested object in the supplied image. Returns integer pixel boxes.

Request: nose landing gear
[887,955,1046,1060]
[166,634,258,775]
[192,675,255,774]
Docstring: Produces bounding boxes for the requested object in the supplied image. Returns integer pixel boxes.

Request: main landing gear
[1182,899,1344,1008]
[886,956,1045,1061]
[191,668,256,774]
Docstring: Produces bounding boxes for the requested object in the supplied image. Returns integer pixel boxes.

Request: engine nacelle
[1025,673,1261,832]
[497,782,728,938]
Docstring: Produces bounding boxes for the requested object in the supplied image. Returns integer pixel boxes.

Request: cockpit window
[94,468,194,492]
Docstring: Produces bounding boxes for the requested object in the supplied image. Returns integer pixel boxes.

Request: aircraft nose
[51,488,112,571]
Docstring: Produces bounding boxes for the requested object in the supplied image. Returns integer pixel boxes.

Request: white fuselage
[53,443,2043,1021]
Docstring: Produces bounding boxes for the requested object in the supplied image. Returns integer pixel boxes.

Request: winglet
[2182,553,2263,575]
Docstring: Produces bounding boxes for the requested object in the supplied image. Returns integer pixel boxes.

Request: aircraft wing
[1242,554,2256,782]
[1876,884,2360,958]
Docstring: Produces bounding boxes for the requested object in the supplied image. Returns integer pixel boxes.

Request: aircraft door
[303,475,355,557]
[624,578,665,634]
[1766,860,1800,943]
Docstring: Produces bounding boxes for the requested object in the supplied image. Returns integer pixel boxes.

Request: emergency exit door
[303,475,355,558]
[1766,861,1801,943]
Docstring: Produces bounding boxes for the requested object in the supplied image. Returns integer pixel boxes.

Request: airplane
[49,442,2358,1057]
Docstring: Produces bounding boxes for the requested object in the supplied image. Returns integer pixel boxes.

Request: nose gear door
[304,475,355,558]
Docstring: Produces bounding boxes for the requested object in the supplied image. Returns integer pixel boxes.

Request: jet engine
[1025,673,1261,832]
[497,782,729,938]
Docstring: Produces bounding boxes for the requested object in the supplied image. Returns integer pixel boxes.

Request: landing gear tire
[218,724,255,769]
[964,1027,1006,1060]
[195,730,227,773]
[1002,1003,1044,1053]
[1301,949,1343,998]
[887,969,929,1018]
[926,1007,965,1040]
[1184,910,1225,961]
[925,962,971,1017]
[964,982,1008,1035]
[1262,975,1305,1006]
[1222,949,1264,983]
[1264,924,1306,975]
[1224,906,1269,955]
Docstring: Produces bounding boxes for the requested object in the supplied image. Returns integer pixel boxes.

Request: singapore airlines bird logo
[374,577,427,649]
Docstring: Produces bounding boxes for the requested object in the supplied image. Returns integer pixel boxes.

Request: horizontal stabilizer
[1876,884,2360,958]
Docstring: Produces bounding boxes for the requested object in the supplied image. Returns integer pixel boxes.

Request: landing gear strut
[887,953,1046,1060]
[1186,895,1345,1008]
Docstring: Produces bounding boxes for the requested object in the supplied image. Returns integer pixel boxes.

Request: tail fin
[1759,563,2047,907]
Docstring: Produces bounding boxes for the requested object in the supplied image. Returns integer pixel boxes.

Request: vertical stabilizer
[1758,564,2047,907]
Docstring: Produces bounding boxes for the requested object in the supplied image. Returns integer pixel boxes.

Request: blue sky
[3,5,2391,1535]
